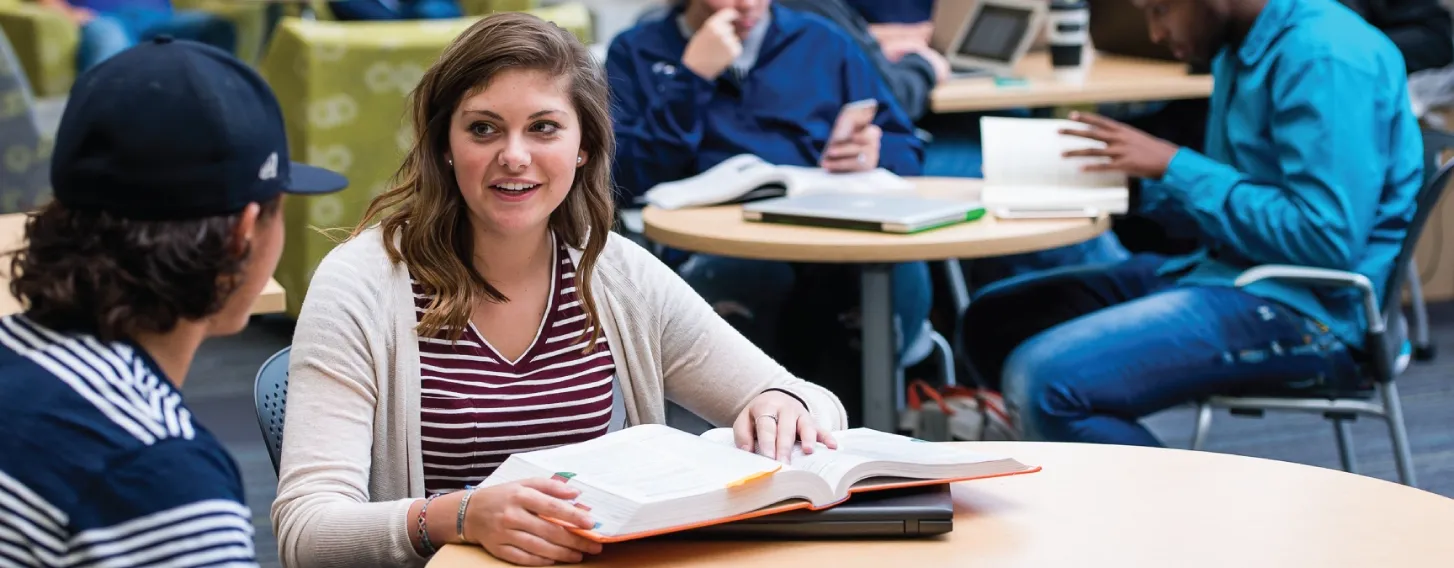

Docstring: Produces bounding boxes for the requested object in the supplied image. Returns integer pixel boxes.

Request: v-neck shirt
[412,237,615,495]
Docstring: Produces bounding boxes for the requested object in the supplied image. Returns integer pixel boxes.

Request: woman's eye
[470,122,496,137]
[534,121,561,135]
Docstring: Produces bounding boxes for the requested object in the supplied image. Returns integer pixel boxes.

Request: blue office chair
[254,346,291,475]
[1190,132,1454,488]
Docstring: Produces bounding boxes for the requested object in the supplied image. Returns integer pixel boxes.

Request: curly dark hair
[6,198,281,342]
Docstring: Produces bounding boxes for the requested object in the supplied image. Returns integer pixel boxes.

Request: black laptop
[678,484,955,539]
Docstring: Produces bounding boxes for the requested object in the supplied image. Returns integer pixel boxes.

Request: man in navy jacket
[606,0,931,420]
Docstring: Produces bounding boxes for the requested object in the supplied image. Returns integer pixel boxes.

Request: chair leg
[1381,382,1419,487]
[1332,418,1358,474]
[1190,403,1213,451]
[929,330,957,387]
[1407,261,1434,361]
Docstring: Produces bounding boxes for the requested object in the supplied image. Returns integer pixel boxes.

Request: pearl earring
[576,156,583,165]
[447,157,453,166]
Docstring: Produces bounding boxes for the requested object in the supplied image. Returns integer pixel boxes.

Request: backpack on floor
[898,379,1019,442]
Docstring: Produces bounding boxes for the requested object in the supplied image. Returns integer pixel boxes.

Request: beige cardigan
[270,228,849,568]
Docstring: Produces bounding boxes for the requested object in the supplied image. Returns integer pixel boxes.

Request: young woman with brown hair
[273,12,848,567]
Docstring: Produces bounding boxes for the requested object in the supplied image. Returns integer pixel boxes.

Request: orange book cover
[544,465,1042,544]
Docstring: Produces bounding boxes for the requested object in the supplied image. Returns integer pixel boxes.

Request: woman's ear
[577,152,588,168]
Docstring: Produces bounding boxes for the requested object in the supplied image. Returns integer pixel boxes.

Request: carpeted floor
[184,305,1454,568]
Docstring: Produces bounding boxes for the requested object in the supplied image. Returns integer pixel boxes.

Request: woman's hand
[464,479,603,566]
[733,391,838,462]
[821,124,882,173]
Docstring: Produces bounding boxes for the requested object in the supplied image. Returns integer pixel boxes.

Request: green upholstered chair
[0,26,52,213]
[0,1,76,98]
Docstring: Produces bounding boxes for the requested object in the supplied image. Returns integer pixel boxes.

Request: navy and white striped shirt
[0,314,256,567]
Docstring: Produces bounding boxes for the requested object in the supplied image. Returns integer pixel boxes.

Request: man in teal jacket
[959,0,1423,445]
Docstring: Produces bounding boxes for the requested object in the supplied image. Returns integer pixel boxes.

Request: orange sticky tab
[725,465,782,488]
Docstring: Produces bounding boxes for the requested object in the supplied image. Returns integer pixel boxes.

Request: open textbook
[477,424,1038,543]
[980,116,1130,216]
[644,154,915,210]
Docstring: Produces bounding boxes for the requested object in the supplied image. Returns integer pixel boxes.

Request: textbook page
[699,427,1017,498]
[510,424,782,504]
[981,117,1128,188]
[980,117,1129,213]
[777,166,916,197]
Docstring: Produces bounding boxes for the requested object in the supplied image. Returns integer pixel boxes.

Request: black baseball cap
[50,36,347,220]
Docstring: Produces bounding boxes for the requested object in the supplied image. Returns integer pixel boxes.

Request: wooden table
[430,442,1454,567]
[931,51,1214,113]
[643,178,1109,432]
[0,213,287,316]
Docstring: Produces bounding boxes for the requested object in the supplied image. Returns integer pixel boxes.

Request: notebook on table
[742,194,987,234]
[475,424,1038,544]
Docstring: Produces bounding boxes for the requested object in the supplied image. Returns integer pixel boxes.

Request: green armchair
[0,0,271,98]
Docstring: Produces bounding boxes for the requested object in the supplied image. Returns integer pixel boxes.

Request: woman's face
[446,68,585,239]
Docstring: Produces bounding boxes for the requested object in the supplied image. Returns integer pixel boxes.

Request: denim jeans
[678,255,933,365]
[959,254,1361,446]
[327,0,462,20]
[79,10,236,71]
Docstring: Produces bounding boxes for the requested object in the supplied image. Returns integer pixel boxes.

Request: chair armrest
[1233,265,1384,335]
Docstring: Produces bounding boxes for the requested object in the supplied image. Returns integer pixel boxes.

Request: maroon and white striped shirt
[414,238,615,495]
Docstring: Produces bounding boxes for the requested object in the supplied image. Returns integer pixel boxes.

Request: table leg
[860,264,897,432]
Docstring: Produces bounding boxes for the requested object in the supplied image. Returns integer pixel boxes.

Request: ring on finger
[758,414,778,423]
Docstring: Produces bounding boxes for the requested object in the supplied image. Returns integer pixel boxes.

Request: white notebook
[644,154,915,210]
[980,117,1129,216]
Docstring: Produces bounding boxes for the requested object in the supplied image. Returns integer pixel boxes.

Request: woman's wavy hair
[351,12,615,347]
[8,199,281,341]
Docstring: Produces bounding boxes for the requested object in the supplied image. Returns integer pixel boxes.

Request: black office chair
[1190,130,1454,488]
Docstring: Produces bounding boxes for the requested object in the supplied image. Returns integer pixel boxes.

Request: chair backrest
[1384,129,1454,313]
[1370,129,1454,374]
[0,27,50,213]
[253,346,291,475]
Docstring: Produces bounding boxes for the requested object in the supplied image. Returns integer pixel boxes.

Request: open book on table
[980,116,1130,217]
[643,154,915,210]
[476,424,1039,543]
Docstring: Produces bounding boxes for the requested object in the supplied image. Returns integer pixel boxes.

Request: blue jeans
[679,256,932,365]
[327,0,462,20]
[959,254,1361,446]
[78,9,236,71]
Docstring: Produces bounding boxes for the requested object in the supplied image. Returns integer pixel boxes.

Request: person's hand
[821,123,881,173]
[681,8,742,80]
[1059,111,1180,180]
[463,479,603,566]
[879,39,923,62]
[912,46,951,83]
[733,390,839,462]
[66,6,94,25]
[869,22,934,46]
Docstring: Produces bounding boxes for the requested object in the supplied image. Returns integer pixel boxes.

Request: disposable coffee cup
[1047,0,1090,83]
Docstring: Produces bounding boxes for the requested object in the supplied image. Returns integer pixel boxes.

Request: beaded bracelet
[457,485,478,541]
[419,493,442,556]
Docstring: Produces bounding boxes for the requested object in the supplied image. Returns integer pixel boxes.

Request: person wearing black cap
[0,36,344,566]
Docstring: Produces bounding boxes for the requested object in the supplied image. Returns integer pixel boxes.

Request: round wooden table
[429,442,1454,567]
[642,177,1110,432]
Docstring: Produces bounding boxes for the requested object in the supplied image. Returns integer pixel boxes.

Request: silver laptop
[742,194,985,234]
[941,0,1048,78]
[682,484,954,539]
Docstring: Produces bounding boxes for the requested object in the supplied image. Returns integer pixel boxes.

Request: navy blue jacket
[607,4,924,201]
[843,0,935,23]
